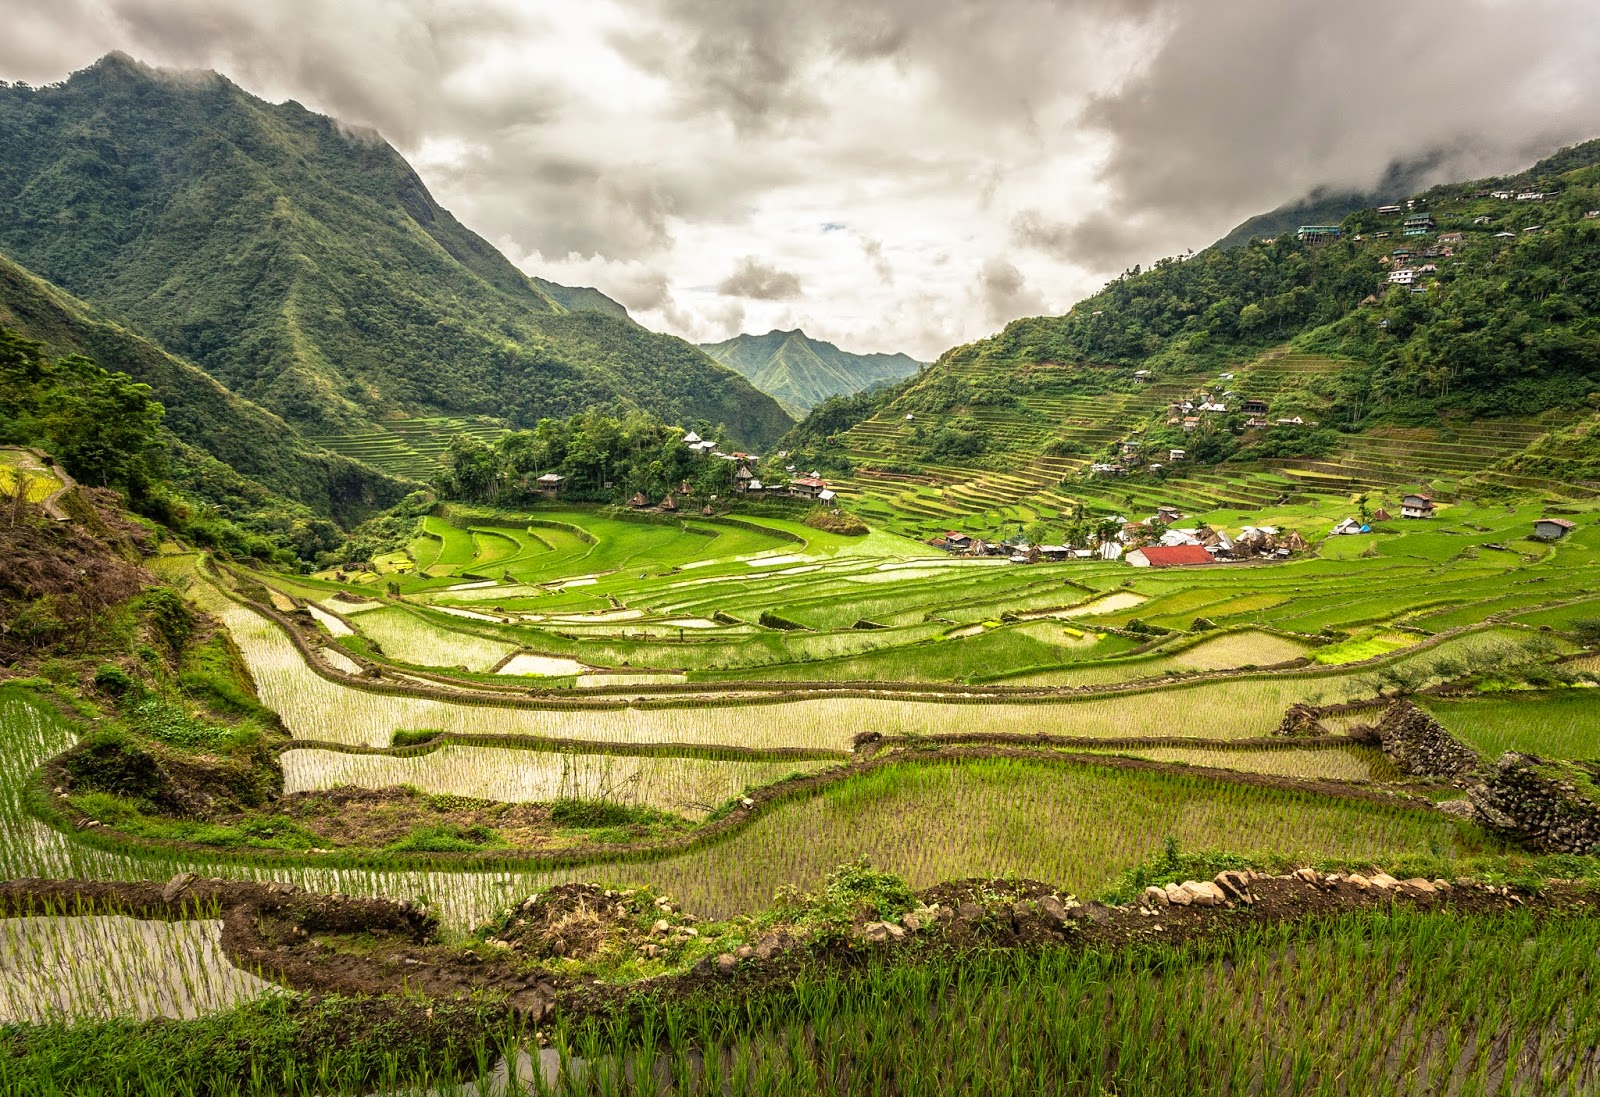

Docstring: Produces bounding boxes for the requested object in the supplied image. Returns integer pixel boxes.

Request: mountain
[789,137,1600,535]
[0,53,791,447]
[531,277,634,322]
[1211,157,1445,251]
[699,329,923,417]
[0,249,406,525]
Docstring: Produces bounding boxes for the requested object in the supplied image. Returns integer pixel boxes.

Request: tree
[440,434,498,501]
[43,356,164,491]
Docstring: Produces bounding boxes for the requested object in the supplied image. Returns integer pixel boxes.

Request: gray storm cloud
[1059,0,1600,264]
[976,258,1043,326]
[717,257,803,300]
[2,0,1598,352]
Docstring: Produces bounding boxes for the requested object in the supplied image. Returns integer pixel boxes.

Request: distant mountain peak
[700,329,924,417]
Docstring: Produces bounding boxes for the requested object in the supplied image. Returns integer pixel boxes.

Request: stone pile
[1137,868,1451,914]
[1470,753,1600,854]
[1375,700,1481,780]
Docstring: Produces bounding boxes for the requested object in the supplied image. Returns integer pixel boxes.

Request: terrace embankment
[2,870,1590,1034]
[35,736,1424,868]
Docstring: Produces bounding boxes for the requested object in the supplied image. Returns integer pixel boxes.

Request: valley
[2,45,1600,1097]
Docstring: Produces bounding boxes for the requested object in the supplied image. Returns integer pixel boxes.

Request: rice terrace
[4,23,1600,1097]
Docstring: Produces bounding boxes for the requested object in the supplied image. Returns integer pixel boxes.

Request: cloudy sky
[5,1,1600,360]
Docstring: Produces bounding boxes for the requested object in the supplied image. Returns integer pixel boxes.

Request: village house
[659,494,678,512]
[1275,416,1305,426]
[1389,268,1417,285]
[1587,211,1600,219]
[1491,190,1515,200]
[789,475,827,500]
[1516,191,1547,201]
[1376,203,1403,215]
[1169,448,1186,462]
[1494,231,1517,239]
[1438,232,1464,245]
[628,491,650,508]
[1241,398,1269,415]
[733,467,754,493]
[1403,213,1435,236]
[682,431,701,445]
[533,472,564,498]
[1401,493,1435,519]
[1372,507,1392,522]
[1125,544,1213,568]
[1182,416,1200,432]
[1296,225,1342,245]
[1533,517,1577,541]
[1245,416,1270,429]
[1155,505,1183,525]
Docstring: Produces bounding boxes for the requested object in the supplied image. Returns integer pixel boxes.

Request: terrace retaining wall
[1373,700,1481,781]
[1470,754,1600,854]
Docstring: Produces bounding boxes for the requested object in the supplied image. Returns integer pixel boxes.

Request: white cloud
[3,0,1599,360]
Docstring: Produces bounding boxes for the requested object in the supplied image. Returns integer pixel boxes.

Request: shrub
[92,664,136,697]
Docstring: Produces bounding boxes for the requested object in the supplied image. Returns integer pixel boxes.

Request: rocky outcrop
[1469,753,1600,854]
[1375,700,1480,780]
[1273,703,1327,737]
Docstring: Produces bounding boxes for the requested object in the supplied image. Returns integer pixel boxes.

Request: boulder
[859,921,906,943]
[1180,881,1226,907]
[1213,871,1252,903]
[1369,873,1399,891]
[1164,882,1191,906]
[1143,885,1170,909]
[714,953,738,975]
[1037,895,1072,927]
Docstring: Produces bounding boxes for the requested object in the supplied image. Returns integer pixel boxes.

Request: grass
[281,746,834,821]
[530,755,1482,918]
[1423,691,1600,759]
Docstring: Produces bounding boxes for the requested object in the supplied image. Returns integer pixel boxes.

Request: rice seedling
[0,910,276,1023]
[350,607,517,671]
[1117,744,1376,781]
[281,746,831,819]
[527,756,1474,918]
[1423,692,1600,758]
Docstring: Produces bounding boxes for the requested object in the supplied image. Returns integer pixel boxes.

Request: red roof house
[1127,544,1215,568]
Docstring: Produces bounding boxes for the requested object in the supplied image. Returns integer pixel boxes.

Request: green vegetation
[11,67,1600,1094]
[701,328,922,417]
[0,54,791,447]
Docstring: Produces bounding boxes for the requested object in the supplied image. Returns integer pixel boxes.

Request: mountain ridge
[699,328,923,417]
[0,52,791,447]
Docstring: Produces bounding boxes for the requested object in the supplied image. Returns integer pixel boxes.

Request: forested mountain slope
[700,329,923,416]
[789,139,1600,535]
[0,53,791,447]
[0,250,406,526]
